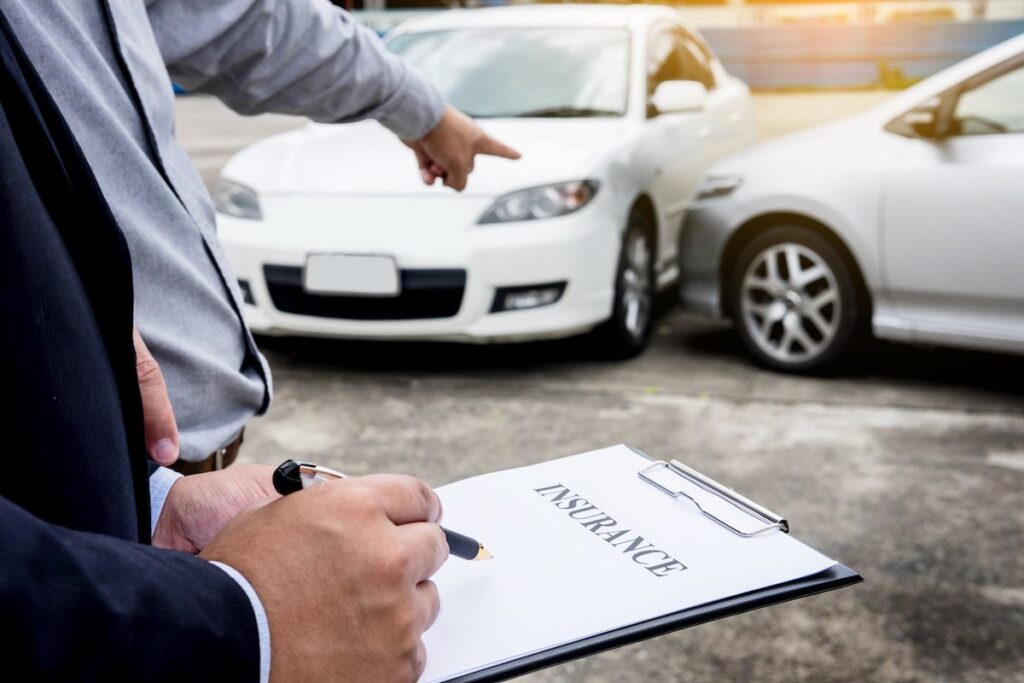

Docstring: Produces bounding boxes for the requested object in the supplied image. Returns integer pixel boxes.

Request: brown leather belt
[170,429,244,475]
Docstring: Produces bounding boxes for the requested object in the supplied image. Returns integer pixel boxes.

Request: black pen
[272,459,492,561]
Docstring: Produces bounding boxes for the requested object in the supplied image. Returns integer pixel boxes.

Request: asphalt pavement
[178,91,1024,683]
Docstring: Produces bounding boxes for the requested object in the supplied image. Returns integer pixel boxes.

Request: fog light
[491,282,566,313]
[238,279,255,305]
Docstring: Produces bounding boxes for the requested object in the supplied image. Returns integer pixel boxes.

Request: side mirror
[651,80,708,115]
[886,97,944,139]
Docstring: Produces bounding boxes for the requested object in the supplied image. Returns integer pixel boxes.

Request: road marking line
[986,452,1024,472]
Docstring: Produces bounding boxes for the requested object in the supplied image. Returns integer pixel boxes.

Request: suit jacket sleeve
[0,496,261,681]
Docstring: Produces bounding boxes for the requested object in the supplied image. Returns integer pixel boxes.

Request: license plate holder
[303,254,401,297]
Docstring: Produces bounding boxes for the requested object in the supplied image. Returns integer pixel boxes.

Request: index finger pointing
[359,474,443,525]
[476,134,521,161]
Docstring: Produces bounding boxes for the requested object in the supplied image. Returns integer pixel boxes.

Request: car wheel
[729,226,863,372]
[594,210,655,359]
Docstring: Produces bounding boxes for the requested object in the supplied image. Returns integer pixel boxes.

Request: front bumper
[218,195,621,342]
[677,199,737,318]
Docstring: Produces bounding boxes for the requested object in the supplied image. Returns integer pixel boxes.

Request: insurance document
[420,445,837,682]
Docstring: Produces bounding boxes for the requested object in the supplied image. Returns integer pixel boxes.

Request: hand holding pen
[273,460,492,561]
[200,470,451,679]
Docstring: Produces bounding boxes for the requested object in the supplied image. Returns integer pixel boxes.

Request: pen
[272,459,492,562]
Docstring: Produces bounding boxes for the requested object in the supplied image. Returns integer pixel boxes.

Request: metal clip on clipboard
[638,460,789,538]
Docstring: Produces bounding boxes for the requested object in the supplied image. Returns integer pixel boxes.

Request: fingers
[443,134,516,190]
[409,581,440,681]
[410,105,519,192]
[359,474,443,525]
[414,641,429,680]
[133,327,179,466]
[475,134,522,160]
[414,579,442,633]
[444,166,469,192]
[396,522,449,582]
[409,144,438,186]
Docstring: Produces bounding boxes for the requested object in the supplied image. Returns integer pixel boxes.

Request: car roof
[390,4,686,35]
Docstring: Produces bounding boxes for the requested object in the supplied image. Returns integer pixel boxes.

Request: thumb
[133,327,180,466]
[475,134,521,161]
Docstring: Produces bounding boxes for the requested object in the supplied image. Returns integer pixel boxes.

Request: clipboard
[434,448,862,683]
[451,564,860,682]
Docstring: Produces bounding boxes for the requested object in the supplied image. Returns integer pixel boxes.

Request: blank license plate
[303,254,400,297]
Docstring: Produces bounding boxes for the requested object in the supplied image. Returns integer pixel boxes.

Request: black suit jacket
[0,9,258,680]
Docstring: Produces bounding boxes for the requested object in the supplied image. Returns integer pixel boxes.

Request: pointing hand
[405,105,520,192]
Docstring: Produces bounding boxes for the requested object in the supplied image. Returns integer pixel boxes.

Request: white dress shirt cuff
[149,466,183,537]
[211,561,272,683]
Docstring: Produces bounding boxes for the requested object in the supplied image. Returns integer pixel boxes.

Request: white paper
[421,445,835,682]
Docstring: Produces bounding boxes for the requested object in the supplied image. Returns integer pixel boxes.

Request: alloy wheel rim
[621,232,652,339]
[740,242,841,364]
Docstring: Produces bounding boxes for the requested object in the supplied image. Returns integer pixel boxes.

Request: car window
[952,62,1024,136]
[647,26,683,95]
[679,32,716,90]
[647,26,715,99]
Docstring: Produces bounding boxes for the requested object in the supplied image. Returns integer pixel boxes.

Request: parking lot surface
[179,91,1024,683]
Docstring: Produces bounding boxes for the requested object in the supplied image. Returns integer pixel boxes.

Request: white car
[680,34,1024,371]
[216,5,755,356]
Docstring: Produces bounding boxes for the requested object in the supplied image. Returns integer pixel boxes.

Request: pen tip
[476,546,493,561]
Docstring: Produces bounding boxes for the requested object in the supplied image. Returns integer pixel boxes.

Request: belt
[170,429,244,475]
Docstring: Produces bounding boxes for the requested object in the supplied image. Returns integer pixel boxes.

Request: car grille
[263,265,465,321]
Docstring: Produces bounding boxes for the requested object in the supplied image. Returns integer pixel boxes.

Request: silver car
[678,33,1024,372]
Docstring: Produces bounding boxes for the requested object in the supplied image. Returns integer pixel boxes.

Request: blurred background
[351,0,1024,90]
[179,2,1023,681]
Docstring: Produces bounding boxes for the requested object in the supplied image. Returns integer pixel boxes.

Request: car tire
[728,225,865,373]
[593,209,655,359]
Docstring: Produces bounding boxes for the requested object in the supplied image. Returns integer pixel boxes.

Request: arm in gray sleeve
[145,0,445,140]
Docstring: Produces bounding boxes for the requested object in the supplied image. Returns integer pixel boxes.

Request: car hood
[710,115,877,176]
[223,118,630,198]
[708,97,921,185]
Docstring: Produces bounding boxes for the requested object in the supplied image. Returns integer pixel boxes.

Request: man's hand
[152,464,278,553]
[133,327,179,466]
[201,475,448,683]
[406,105,520,191]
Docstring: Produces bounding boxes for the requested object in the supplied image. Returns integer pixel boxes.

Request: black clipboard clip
[638,460,789,538]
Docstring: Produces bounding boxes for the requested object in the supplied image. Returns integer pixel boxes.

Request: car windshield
[387,28,630,118]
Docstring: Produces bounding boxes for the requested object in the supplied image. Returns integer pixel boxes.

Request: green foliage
[878,61,923,89]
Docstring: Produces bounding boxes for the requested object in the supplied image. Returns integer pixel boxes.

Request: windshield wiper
[508,106,622,119]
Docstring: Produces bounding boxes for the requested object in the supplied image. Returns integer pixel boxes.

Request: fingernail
[153,438,178,465]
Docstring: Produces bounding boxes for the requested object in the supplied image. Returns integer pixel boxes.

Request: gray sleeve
[145,0,445,140]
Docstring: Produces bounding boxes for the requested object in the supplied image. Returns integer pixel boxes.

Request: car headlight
[696,175,743,201]
[479,180,599,224]
[214,179,263,220]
